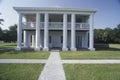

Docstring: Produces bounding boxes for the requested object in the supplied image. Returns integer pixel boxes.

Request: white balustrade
[22,22,89,30]
[49,22,63,29]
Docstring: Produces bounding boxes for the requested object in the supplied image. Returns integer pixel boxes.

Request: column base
[15,47,21,51]
[88,48,95,51]
[62,48,68,51]
[70,47,77,51]
[43,47,49,51]
[34,47,41,51]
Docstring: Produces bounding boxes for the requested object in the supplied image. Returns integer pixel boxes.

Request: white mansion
[14,7,96,51]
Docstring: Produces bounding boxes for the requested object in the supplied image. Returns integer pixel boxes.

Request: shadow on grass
[0,43,17,49]
[96,47,120,51]
[0,50,35,54]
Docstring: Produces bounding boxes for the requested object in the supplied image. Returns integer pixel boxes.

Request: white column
[32,35,35,47]
[43,13,49,51]
[23,30,29,48]
[16,13,22,50]
[62,13,68,51]
[35,13,41,51]
[89,14,95,51]
[71,13,76,51]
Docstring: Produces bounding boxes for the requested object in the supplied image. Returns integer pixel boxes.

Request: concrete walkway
[0,59,47,63]
[38,51,66,80]
[62,60,120,64]
[1,59,120,64]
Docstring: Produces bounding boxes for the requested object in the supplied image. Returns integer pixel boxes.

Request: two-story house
[14,7,96,51]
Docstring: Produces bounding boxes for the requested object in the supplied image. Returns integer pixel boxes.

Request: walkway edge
[0,59,47,63]
[62,60,120,64]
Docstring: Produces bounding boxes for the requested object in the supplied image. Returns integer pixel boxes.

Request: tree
[113,24,120,43]
[0,13,4,25]
[0,27,3,40]
[94,24,120,44]
[7,24,17,42]
[0,19,4,25]
[1,24,17,42]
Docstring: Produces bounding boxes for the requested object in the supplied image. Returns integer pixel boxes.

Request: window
[76,18,82,23]
[61,36,63,43]
[49,36,51,43]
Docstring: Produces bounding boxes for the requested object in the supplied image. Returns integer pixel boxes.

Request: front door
[76,35,82,49]
[51,35,61,48]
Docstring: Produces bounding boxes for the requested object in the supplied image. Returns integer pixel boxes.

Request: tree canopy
[94,24,120,43]
[0,24,17,42]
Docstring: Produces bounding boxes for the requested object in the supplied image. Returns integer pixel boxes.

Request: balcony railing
[22,22,89,30]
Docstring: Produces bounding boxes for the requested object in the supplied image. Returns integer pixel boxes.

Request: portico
[14,7,96,51]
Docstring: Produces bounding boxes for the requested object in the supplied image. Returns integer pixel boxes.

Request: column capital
[18,13,23,16]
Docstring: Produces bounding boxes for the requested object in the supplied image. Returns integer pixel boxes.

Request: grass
[96,44,120,51]
[0,64,44,80]
[0,43,50,59]
[60,51,120,59]
[109,44,120,49]
[0,43,16,49]
[0,50,50,59]
[64,64,120,80]
[60,44,120,59]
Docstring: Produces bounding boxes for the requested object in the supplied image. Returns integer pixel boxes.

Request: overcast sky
[0,0,120,29]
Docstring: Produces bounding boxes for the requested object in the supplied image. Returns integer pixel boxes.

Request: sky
[0,0,120,30]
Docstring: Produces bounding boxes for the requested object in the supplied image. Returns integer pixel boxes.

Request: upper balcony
[22,22,89,30]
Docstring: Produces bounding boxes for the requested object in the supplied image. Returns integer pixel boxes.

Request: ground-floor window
[49,36,51,43]
[61,36,63,43]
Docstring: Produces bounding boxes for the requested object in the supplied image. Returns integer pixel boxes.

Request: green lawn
[0,64,44,80]
[0,43,16,49]
[0,50,50,59]
[60,51,120,59]
[60,44,120,59]
[64,64,120,80]
[109,44,120,49]
[96,44,120,51]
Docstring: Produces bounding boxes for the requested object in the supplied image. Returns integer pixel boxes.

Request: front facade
[14,7,96,51]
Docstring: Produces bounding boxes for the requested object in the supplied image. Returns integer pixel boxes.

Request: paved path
[38,51,66,80]
[62,60,120,64]
[0,59,47,63]
[1,59,120,64]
